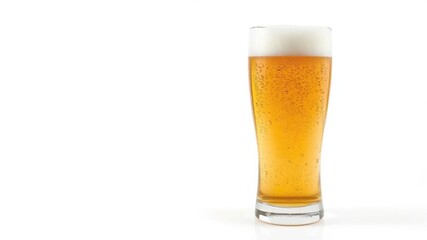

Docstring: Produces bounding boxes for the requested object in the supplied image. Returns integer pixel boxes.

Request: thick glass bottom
[255,200,323,226]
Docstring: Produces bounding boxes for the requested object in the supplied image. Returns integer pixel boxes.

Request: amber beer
[249,26,332,225]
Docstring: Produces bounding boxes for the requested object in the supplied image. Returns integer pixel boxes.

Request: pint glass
[249,26,332,225]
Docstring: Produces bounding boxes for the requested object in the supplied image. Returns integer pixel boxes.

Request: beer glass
[249,26,332,225]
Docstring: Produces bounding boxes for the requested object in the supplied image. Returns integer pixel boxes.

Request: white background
[1,0,427,239]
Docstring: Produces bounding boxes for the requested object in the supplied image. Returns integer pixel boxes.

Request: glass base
[255,200,324,226]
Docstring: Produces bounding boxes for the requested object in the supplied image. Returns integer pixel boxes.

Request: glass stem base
[255,200,324,226]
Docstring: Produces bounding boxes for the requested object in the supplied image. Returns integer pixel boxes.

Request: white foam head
[249,25,332,57]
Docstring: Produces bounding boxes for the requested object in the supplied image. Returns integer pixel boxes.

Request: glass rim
[250,25,332,31]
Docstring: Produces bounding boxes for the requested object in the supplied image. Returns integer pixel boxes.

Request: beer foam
[249,26,332,57]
